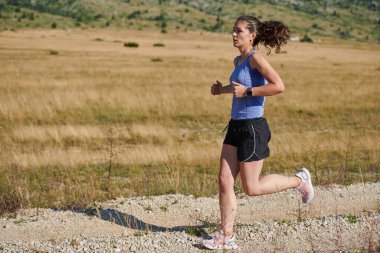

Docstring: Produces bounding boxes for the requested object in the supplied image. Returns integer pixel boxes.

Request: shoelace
[208,233,232,246]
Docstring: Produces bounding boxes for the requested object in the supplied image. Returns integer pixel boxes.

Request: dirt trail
[0,183,379,252]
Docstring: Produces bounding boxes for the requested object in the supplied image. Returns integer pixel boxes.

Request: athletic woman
[202,15,314,250]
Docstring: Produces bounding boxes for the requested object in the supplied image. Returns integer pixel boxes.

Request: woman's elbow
[276,82,285,94]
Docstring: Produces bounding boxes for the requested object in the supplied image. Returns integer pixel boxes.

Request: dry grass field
[0,28,379,214]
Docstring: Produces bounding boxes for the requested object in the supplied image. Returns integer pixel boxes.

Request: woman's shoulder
[250,50,264,60]
[249,50,268,68]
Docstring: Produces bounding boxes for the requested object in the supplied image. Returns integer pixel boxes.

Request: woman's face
[232,21,255,48]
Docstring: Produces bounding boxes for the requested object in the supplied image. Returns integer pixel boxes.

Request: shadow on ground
[51,207,239,252]
[54,207,209,235]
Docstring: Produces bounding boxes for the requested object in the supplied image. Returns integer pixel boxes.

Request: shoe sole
[202,241,238,250]
[202,244,238,250]
[302,167,314,204]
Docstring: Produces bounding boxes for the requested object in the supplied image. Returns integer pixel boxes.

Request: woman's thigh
[219,144,240,184]
[239,159,264,190]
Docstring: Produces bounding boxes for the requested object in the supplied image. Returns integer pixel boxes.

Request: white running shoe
[295,167,315,204]
[202,231,238,250]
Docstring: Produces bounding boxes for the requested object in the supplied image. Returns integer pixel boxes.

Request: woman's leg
[240,159,301,196]
[219,144,240,237]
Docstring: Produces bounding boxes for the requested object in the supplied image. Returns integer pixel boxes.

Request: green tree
[323,0,329,11]
[29,12,34,20]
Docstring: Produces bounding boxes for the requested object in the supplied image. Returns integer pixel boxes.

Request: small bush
[0,189,21,217]
[94,38,103,42]
[134,230,148,236]
[153,43,165,47]
[332,10,340,17]
[124,42,139,48]
[127,10,141,20]
[185,226,205,237]
[339,30,351,40]
[300,34,314,43]
[0,170,22,216]
[346,214,358,224]
[49,50,59,55]
[151,57,163,62]
[311,23,323,30]
[51,22,57,29]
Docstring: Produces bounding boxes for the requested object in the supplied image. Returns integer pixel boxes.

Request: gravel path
[0,183,379,252]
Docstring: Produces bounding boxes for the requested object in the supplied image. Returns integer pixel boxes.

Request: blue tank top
[229,50,267,120]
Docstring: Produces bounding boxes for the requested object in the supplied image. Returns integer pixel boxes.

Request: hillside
[0,0,379,43]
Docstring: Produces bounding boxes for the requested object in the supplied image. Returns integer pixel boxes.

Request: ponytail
[256,20,290,54]
[236,16,291,55]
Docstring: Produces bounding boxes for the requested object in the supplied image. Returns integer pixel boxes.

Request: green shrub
[151,57,163,62]
[127,10,141,19]
[346,214,358,223]
[339,30,351,40]
[0,169,22,216]
[311,23,323,30]
[300,34,314,43]
[153,42,165,47]
[49,50,59,55]
[124,42,139,48]
[185,226,205,237]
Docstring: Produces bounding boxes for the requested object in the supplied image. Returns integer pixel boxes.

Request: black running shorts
[223,117,271,162]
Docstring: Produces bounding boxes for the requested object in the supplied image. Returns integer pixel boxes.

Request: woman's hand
[211,80,223,95]
[232,81,247,98]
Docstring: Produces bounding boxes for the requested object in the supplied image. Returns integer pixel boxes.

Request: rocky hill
[0,0,379,43]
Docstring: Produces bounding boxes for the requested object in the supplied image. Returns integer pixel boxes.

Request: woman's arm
[220,81,234,94]
[251,52,285,96]
[211,57,240,96]
[211,81,233,95]
[233,52,285,97]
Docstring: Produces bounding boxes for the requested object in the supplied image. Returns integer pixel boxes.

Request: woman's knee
[218,173,234,192]
[243,185,263,196]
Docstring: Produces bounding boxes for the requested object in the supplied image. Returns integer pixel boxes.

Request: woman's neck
[238,46,254,59]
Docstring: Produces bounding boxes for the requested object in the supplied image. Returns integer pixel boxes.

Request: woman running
[202,15,314,250]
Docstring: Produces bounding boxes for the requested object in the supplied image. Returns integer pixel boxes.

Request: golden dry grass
[0,28,379,213]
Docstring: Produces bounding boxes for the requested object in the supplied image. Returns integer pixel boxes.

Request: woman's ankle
[222,229,234,238]
[293,175,302,188]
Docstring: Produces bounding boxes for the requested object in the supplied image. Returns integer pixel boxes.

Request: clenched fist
[211,80,223,95]
[232,81,247,98]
